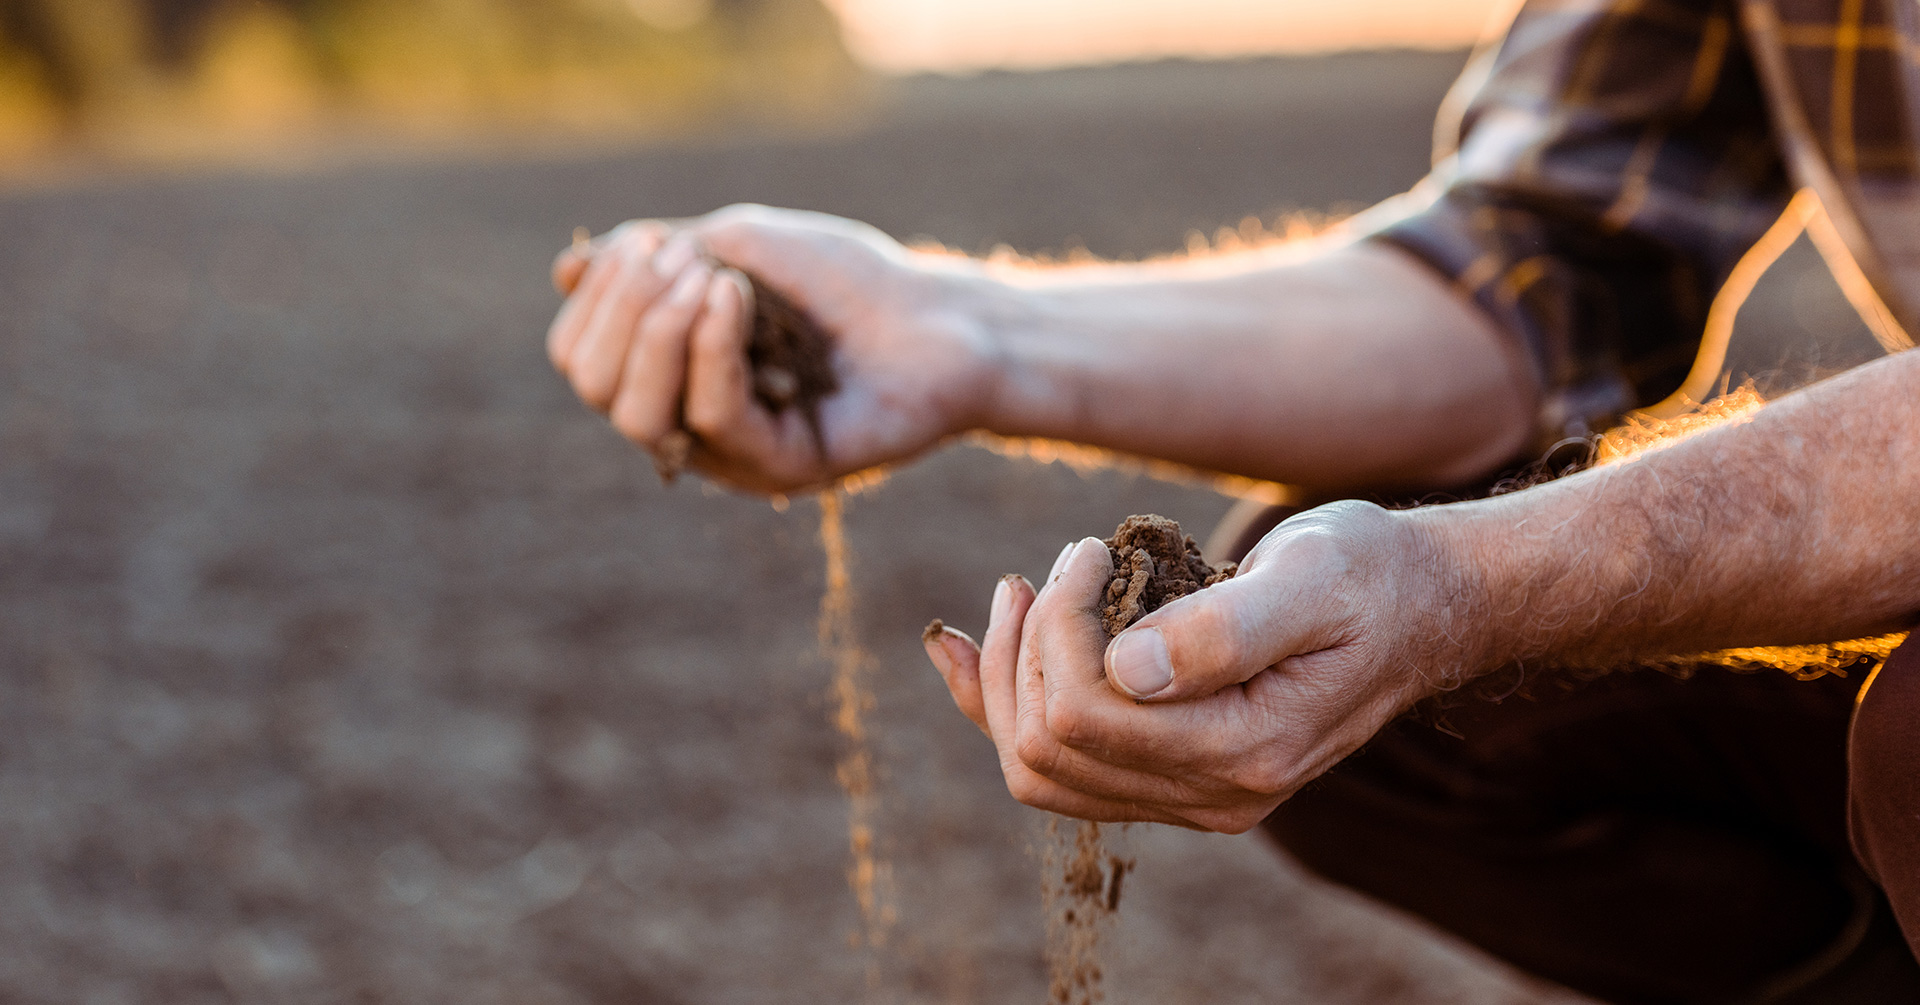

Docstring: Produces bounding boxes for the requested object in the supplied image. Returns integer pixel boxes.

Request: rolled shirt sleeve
[1365,0,1794,446]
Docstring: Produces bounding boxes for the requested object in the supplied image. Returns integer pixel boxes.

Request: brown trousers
[1219,507,1920,1004]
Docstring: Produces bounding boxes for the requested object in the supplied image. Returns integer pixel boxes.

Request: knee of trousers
[1849,632,1920,953]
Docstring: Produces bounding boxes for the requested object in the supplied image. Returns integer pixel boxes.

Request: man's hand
[922,501,1473,833]
[548,205,996,493]
[923,349,1920,830]
[549,203,1539,495]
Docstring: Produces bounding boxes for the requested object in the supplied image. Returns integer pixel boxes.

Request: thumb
[1103,563,1347,702]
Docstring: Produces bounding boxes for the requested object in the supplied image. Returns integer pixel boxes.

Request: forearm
[1419,350,1920,676]
[956,240,1537,489]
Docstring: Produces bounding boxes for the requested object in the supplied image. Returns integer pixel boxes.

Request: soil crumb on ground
[1045,818,1134,1005]
[651,275,839,482]
[1100,514,1235,636]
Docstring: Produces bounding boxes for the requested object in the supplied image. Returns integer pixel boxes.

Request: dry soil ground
[0,51,1884,1004]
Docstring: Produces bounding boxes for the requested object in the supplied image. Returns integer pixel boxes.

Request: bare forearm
[1420,351,1920,676]
[959,240,1537,489]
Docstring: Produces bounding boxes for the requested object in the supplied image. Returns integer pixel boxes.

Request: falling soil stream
[1044,819,1133,1005]
[817,490,895,985]
[815,495,1231,1000]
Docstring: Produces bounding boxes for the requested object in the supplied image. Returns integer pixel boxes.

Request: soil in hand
[649,274,839,483]
[1100,514,1235,636]
[747,276,839,433]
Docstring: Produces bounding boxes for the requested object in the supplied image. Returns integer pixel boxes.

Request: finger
[552,248,588,295]
[996,764,1197,827]
[547,224,665,369]
[1104,534,1353,702]
[1015,539,1214,804]
[1027,537,1117,748]
[683,268,786,462]
[980,571,1229,827]
[1045,539,1077,586]
[977,574,1035,750]
[923,623,988,736]
[552,231,593,295]
[608,259,714,446]
[567,234,694,410]
[547,241,626,372]
[1024,537,1093,620]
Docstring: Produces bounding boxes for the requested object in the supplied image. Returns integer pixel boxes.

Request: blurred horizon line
[823,0,1521,75]
[0,0,1514,181]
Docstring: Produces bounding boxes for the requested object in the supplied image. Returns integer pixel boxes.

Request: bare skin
[927,350,1920,831]
[548,204,1534,493]
[548,203,1920,832]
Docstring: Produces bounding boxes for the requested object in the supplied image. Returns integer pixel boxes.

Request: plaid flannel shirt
[1368,0,1920,448]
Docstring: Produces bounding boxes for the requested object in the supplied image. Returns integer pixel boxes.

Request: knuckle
[610,412,647,445]
[571,372,616,412]
[1171,599,1233,650]
[608,398,657,444]
[606,224,646,254]
[1160,604,1251,684]
[682,402,725,439]
[1044,694,1096,750]
[613,218,668,242]
[1224,758,1289,799]
[703,203,766,235]
[1216,809,1265,835]
[686,394,745,442]
[1004,769,1046,808]
[1013,728,1060,777]
[697,204,784,257]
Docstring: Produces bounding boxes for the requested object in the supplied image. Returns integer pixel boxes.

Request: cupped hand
[921,501,1480,833]
[547,205,998,494]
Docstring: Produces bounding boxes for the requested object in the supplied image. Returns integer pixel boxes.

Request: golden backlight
[824,0,1522,73]
[0,0,1519,173]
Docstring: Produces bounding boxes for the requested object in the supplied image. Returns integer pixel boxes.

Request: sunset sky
[821,0,1521,74]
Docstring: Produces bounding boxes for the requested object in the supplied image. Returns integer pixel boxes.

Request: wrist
[1399,471,1659,680]
[1397,501,1509,687]
[877,253,1005,437]
[920,261,1054,438]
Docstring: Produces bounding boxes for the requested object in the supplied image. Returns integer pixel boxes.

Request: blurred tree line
[0,0,860,166]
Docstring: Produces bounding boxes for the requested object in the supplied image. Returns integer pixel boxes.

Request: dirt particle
[651,430,693,483]
[921,618,946,645]
[1099,515,1235,636]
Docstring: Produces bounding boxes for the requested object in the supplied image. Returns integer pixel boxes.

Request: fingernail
[652,236,697,276]
[1107,627,1173,698]
[991,577,1012,623]
[924,637,953,677]
[1048,540,1075,582]
[666,261,712,305]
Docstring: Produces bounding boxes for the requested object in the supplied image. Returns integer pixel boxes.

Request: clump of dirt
[651,276,839,483]
[746,277,839,435]
[1044,818,1134,1005]
[1100,514,1235,636]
